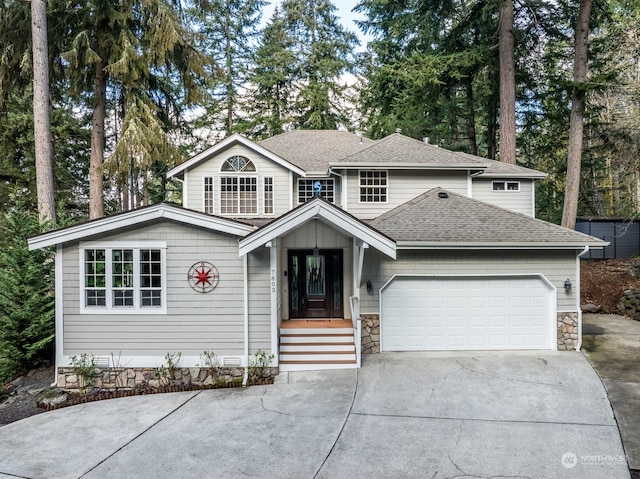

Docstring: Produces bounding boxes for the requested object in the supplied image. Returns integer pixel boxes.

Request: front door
[289,250,343,318]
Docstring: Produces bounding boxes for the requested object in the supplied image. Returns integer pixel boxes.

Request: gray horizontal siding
[359,249,578,313]
[472,178,534,216]
[344,169,469,220]
[62,220,272,358]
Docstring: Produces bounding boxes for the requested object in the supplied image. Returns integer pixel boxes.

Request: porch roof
[238,197,397,258]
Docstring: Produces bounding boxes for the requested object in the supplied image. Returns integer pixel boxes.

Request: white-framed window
[80,242,167,314]
[359,170,388,203]
[298,178,335,203]
[203,177,214,214]
[220,156,258,215]
[264,177,274,214]
[492,181,520,192]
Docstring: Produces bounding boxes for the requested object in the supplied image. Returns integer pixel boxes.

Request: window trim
[358,170,389,204]
[297,178,335,204]
[219,156,259,216]
[79,241,167,315]
[263,177,274,215]
[203,177,214,214]
[492,180,521,192]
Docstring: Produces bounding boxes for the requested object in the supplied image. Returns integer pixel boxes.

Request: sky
[261,0,372,50]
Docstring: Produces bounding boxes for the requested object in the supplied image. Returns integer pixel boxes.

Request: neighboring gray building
[29,131,607,386]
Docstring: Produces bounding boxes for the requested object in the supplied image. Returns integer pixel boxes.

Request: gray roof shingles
[258,130,376,173]
[369,188,606,246]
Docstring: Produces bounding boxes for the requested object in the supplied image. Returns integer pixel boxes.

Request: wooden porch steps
[279,324,357,372]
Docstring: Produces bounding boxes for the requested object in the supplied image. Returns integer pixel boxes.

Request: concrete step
[279,351,357,362]
[280,334,354,344]
[280,342,356,352]
[280,327,353,335]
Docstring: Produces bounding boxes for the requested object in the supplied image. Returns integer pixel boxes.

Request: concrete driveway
[0,351,629,479]
[583,313,640,475]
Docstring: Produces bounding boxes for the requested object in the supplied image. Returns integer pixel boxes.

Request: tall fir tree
[282,0,358,130]
[246,7,297,139]
[190,0,265,137]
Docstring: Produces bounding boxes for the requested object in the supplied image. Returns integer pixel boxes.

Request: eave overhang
[238,197,396,259]
[395,241,609,250]
[28,204,256,250]
[168,133,306,180]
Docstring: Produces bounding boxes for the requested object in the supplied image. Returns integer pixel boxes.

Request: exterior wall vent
[94,356,110,368]
[223,356,241,367]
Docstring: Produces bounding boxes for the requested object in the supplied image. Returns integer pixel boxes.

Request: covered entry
[289,250,343,318]
[380,275,556,351]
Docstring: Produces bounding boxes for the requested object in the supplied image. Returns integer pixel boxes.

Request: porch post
[266,240,279,366]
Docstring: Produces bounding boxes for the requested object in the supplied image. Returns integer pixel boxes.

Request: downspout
[243,253,249,386]
[575,246,590,351]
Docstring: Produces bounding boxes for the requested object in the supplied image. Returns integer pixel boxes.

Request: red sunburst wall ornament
[187,261,219,293]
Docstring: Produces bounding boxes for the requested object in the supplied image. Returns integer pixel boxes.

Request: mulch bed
[37,377,274,412]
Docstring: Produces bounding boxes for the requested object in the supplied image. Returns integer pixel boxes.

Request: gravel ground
[0,366,55,426]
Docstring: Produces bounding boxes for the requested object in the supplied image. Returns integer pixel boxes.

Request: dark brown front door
[289,250,343,318]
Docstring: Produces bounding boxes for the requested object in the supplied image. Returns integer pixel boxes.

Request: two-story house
[29,130,606,386]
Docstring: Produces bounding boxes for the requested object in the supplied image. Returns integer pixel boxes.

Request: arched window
[220,156,257,214]
[221,156,256,173]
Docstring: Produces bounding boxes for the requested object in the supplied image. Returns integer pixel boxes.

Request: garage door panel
[382,276,554,351]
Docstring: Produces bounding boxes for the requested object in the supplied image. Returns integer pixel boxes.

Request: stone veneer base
[57,366,279,392]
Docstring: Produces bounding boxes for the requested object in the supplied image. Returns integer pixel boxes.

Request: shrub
[0,211,54,381]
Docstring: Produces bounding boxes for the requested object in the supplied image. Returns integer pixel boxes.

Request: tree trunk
[498,0,516,164]
[31,0,55,223]
[90,60,106,219]
[466,78,478,156]
[561,0,592,229]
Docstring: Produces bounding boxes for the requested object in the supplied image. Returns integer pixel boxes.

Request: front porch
[279,319,358,372]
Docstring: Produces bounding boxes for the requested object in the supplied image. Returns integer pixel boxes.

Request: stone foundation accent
[557,312,579,351]
[57,366,278,392]
[361,314,380,354]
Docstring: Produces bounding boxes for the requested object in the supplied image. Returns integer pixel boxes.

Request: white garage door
[381,276,555,351]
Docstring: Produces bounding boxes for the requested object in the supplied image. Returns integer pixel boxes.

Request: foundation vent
[94,356,110,368]
[223,356,241,367]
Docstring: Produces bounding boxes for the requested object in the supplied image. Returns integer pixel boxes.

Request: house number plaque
[187,261,219,293]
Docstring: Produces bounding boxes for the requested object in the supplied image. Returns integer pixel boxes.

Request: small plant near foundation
[198,350,221,381]
[248,349,274,381]
[155,352,181,386]
[69,353,96,395]
[110,352,131,390]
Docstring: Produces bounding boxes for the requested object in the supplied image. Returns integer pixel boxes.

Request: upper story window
[204,177,214,214]
[359,170,388,203]
[81,242,167,314]
[264,177,274,214]
[298,179,335,203]
[220,156,258,215]
[492,181,520,192]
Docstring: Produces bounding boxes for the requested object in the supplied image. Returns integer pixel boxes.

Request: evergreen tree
[0,210,55,381]
[246,7,297,138]
[63,0,210,215]
[282,0,358,130]
[189,0,265,136]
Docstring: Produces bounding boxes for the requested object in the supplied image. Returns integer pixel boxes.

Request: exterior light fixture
[564,279,572,292]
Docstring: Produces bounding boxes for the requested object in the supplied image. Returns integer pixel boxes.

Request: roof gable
[369,188,607,248]
[239,197,396,258]
[28,203,256,250]
[258,130,376,174]
[167,133,305,179]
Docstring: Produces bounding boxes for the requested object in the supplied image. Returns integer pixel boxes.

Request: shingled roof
[258,130,375,173]
[368,188,607,248]
[333,133,487,169]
